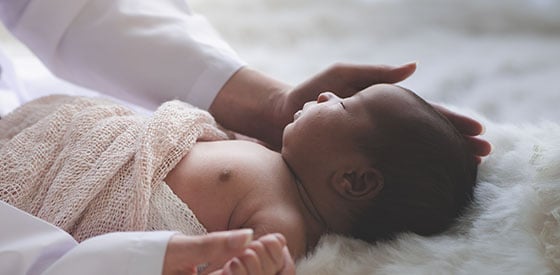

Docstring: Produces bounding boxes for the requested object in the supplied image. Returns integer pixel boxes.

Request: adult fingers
[317,62,417,98]
[431,104,493,159]
[474,156,482,165]
[465,135,493,157]
[168,229,253,274]
[432,103,484,136]
[337,62,417,89]
[291,62,417,104]
[187,229,254,263]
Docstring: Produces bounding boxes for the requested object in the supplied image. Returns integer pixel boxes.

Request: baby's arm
[212,233,295,275]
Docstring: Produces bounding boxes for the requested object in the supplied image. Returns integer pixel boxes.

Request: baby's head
[281,83,477,243]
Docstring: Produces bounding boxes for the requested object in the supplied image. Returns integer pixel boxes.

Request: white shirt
[0,0,246,273]
[0,0,245,111]
[0,201,175,275]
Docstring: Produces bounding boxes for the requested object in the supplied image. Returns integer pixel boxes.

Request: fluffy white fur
[297,110,559,274]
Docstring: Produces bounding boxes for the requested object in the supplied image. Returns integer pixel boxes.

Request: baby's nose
[317,91,337,103]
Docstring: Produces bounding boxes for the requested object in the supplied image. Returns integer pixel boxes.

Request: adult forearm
[209,67,291,148]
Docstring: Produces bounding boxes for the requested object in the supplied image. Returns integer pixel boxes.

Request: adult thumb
[163,229,253,275]
[183,229,254,272]
[195,229,254,260]
[382,61,417,84]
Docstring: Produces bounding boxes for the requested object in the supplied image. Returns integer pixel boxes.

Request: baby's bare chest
[176,140,283,188]
[164,140,295,231]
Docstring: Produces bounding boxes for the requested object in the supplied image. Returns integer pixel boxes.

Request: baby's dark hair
[350,88,477,242]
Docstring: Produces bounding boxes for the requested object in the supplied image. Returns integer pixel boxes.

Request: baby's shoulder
[246,205,308,259]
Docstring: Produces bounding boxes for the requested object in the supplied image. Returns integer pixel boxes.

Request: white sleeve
[1,0,246,110]
[0,200,174,275]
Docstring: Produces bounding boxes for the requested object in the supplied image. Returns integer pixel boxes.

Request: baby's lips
[293,110,302,120]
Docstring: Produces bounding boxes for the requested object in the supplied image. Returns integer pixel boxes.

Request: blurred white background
[190,0,560,124]
[2,0,560,123]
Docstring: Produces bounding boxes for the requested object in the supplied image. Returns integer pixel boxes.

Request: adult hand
[162,229,253,275]
[432,104,492,163]
[212,233,295,275]
[210,62,417,150]
[273,62,417,149]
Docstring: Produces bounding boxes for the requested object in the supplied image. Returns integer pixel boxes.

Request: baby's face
[281,84,423,232]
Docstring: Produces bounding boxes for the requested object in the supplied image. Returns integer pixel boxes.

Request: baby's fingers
[258,233,286,270]
[222,233,289,275]
[279,247,295,275]
[223,257,248,275]
[221,250,263,275]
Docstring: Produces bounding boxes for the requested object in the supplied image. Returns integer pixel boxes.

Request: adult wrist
[209,67,291,145]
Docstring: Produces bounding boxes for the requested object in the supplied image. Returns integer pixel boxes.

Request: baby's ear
[333,168,384,201]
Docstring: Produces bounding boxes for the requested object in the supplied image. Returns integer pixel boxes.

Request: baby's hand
[216,233,295,275]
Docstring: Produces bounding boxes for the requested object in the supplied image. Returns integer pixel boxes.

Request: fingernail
[223,261,233,275]
[480,123,486,135]
[231,258,242,270]
[273,233,287,245]
[401,60,418,67]
[228,229,253,249]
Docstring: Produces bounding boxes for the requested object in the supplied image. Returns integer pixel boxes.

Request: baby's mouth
[293,110,303,121]
[294,101,315,121]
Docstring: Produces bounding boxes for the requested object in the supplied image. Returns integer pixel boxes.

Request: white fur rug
[297,112,560,274]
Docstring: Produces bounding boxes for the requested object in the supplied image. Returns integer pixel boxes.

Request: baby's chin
[281,123,294,146]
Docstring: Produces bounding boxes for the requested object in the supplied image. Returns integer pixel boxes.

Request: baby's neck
[294,178,327,229]
[285,165,328,251]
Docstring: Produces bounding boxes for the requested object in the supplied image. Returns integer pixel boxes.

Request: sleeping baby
[165,83,477,255]
[0,84,477,274]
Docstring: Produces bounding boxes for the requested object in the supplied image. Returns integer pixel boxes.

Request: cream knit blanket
[0,95,228,241]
